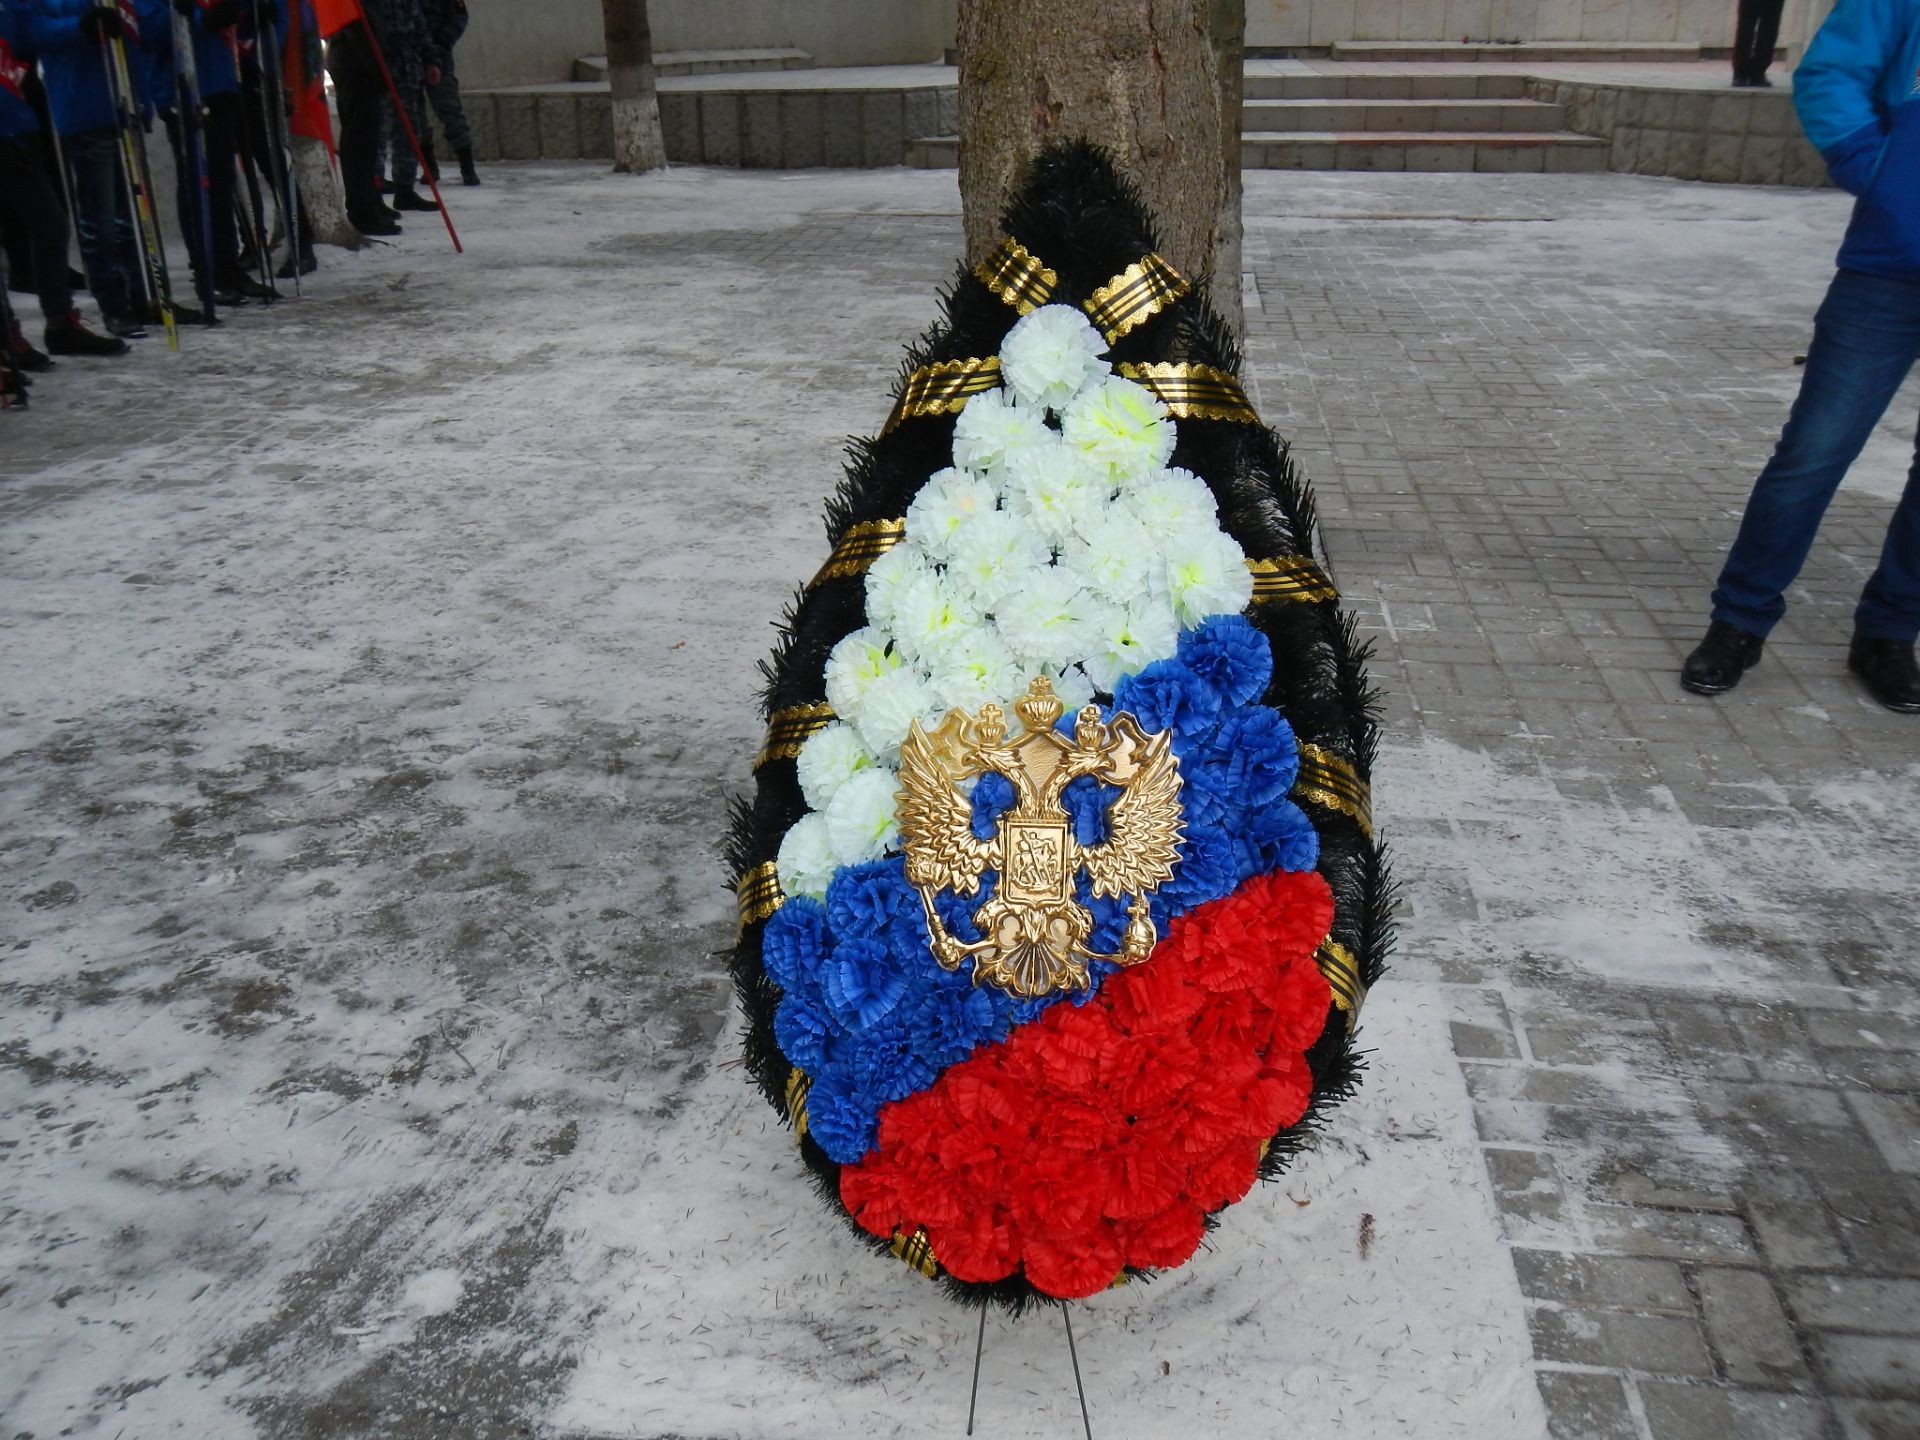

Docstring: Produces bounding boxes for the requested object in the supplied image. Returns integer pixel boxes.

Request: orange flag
[285,0,336,152]
[313,0,364,38]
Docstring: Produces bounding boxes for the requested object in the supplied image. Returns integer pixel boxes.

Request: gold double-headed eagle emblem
[897,677,1186,999]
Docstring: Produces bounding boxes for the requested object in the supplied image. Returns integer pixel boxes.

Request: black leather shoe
[1680,621,1766,695]
[1848,636,1920,713]
[391,186,439,212]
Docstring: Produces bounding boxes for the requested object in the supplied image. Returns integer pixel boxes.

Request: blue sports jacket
[0,2,40,139]
[1796,0,1920,282]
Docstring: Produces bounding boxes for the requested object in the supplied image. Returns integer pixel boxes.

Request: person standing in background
[423,0,474,185]
[1733,0,1788,86]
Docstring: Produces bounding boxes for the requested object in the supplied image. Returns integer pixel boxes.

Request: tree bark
[601,0,667,174]
[957,0,1239,319]
[291,136,361,249]
[1208,0,1245,336]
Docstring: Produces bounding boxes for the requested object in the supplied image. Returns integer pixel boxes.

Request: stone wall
[1531,77,1828,185]
[460,0,953,90]
[1247,0,1744,46]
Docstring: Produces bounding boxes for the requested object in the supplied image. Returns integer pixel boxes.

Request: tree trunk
[601,0,667,174]
[957,0,1238,316]
[1208,0,1245,337]
[291,136,361,249]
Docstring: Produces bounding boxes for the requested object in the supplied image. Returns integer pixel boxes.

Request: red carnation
[1119,1202,1208,1270]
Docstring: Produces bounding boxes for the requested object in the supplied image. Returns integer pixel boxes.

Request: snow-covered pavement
[3,163,1917,1440]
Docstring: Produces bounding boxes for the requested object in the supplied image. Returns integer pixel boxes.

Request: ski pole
[169,0,218,323]
[96,0,178,349]
[226,25,275,297]
[252,0,300,294]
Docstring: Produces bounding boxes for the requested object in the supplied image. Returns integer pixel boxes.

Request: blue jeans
[1711,268,1920,644]
[63,127,138,319]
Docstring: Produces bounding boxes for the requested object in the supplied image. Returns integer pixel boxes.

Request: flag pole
[357,17,460,253]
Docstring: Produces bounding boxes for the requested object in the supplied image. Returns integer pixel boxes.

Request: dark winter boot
[391,186,439,212]
[44,310,129,357]
[220,267,278,302]
[275,248,318,279]
[457,146,480,186]
[104,311,149,339]
[1679,621,1765,696]
[1848,636,1920,713]
[7,318,53,371]
[351,208,401,236]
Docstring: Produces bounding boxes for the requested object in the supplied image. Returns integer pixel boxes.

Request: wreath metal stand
[965,1303,1095,1439]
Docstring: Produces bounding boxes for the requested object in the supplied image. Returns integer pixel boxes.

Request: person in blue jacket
[1682,0,1920,713]
[21,0,154,337]
[0,0,124,357]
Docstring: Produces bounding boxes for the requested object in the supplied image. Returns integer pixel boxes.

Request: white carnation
[921,625,1021,713]
[886,572,983,666]
[1003,437,1110,545]
[904,467,998,565]
[862,545,939,638]
[1083,599,1181,693]
[775,813,837,900]
[795,722,878,812]
[824,766,902,866]
[1164,527,1254,628]
[1123,465,1219,538]
[823,627,902,721]
[997,304,1109,413]
[1047,663,1096,715]
[851,665,940,757]
[993,567,1107,670]
[951,387,1050,480]
[1061,375,1175,482]
[1062,508,1161,606]
[945,508,1051,613]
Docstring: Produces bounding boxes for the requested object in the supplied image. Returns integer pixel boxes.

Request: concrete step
[1243,97,1566,132]
[573,48,814,83]
[1329,40,1706,62]
[1243,130,1609,171]
[1245,70,1532,100]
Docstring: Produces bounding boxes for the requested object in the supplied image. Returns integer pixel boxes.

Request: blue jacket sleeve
[1795,0,1902,194]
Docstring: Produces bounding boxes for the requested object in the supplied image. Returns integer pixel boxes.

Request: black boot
[457,146,480,186]
[7,318,53,371]
[44,310,129,357]
[1847,636,1920,713]
[220,267,278,302]
[1680,621,1765,695]
[351,208,401,236]
[275,248,318,279]
[391,186,439,212]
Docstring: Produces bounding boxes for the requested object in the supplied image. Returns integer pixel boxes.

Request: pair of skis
[97,0,180,347]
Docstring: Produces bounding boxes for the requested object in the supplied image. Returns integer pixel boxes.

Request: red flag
[285,0,336,154]
[314,0,365,38]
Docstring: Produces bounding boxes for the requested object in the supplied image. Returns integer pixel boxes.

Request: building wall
[1246,0,1743,46]
[460,0,953,90]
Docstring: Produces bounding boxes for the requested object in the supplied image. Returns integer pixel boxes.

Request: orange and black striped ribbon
[785,1067,812,1138]
[1247,554,1339,605]
[736,860,783,931]
[974,236,1058,316]
[1116,361,1260,423]
[809,518,907,588]
[1293,744,1373,838]
[1083,253,1191,342]
[1315,938,1367,1025]
[755,703,836,769]
[880,357,1003,435]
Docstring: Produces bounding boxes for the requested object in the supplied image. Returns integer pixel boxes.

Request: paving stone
[1787,1276,1920,1336]
[1838,1399,1920,1439]
[1513,1249,1694,1314]
[1530,1304,1715,1376]
[1846,1093,1920,1176]
[1639,1383,1833,1440]
[1815,1334,1920,1400]
[1537,1371,1640,1440]
[1588,1205,1761,1265]
[1696,1267,1812,1387]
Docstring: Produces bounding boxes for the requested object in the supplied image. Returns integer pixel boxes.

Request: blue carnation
[1113,656,1222,738]
[934,870,997,944]
[805,1081,875,1164]
[826,857,924,953]
[1179,614,1273,708]
[1206,706,1300,808]
[1061,775,1117,845]
[773,994,836,1073]
[760,896,828,993]
[1234,798,1320,878]
[849,1017,941,1105]
[822,936,908,1027]
[909,984,1002,1069]
[1159,821,1238,914]
[970,772,1017,839]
